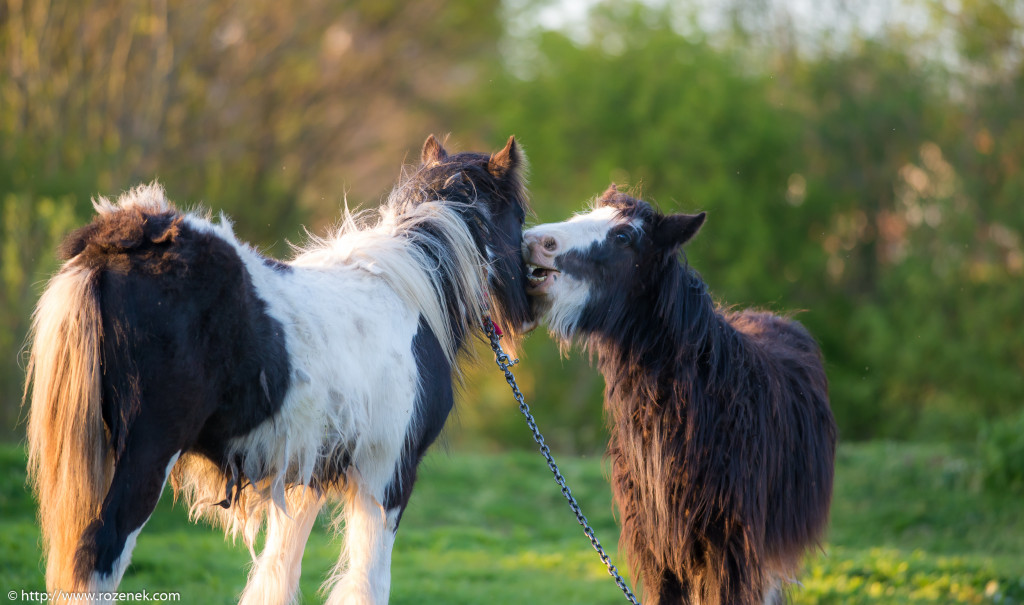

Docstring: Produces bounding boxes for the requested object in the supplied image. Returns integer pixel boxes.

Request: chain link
[482,317,641,605]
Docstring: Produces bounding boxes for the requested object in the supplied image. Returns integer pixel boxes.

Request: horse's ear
[596,183,619,207]
[654,212,706,249]
[488,136,522,178]
[422,134,448,165]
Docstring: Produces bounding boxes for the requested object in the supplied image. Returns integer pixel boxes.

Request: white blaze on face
[550,205,622,248]
[524,205,626,341]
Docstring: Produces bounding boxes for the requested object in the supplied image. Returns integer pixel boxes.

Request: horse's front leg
[323,321,453,605]
[323,457,407,605]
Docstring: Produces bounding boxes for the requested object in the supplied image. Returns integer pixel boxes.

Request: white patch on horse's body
[173,200,475,539]
[171,207,451,605]
[247,271,418,605]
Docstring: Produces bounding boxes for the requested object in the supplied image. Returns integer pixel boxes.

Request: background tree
[0,0,508,433]
[1,0,1021,449]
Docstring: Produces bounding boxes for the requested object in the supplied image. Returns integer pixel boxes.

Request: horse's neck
[299,213,485,363]
[593,287,740,416]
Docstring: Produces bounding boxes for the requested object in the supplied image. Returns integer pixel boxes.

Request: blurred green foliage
[0,192,79,431]
[978,407,1024,495]
[1,0,1021,449]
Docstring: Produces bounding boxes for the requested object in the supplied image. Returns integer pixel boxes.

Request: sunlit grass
[1,443,1021,604]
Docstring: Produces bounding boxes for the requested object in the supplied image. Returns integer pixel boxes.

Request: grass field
[1,442,1021,604]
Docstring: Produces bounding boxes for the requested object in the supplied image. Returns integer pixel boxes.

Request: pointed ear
[596,183,619,207]
[488,135,522,178]
[653,212,706,249]
[421,134,448,165]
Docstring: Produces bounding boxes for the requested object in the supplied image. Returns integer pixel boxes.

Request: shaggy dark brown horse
[523,186,836,604]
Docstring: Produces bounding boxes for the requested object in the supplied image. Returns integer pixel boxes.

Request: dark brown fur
[550,189,836,604]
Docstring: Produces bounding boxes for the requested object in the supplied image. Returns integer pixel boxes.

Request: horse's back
[731,309,836,570]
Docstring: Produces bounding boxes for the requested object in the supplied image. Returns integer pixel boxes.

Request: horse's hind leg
[74,418,184,596]
[239,487,323,605]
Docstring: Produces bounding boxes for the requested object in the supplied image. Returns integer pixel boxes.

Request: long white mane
[291,183,488,367]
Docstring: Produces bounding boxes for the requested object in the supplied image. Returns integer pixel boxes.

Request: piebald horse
[25,136,531,604]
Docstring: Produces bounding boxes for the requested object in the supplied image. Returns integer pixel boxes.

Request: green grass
[1,442,1021,604]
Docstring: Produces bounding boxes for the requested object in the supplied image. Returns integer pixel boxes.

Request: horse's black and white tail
[24,262,112,591]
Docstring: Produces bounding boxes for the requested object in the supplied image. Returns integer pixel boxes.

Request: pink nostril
[524,231,559,255]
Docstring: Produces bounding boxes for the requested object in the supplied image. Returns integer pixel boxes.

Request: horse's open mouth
[526,263,558,294]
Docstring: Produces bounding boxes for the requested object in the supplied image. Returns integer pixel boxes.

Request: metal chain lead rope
[482,317,641,605]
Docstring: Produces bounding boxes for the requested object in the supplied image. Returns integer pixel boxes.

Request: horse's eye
[615,232,631,246]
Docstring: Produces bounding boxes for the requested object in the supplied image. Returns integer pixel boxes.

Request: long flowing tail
[24,262,112,590]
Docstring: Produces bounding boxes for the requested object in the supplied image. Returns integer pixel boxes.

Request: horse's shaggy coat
[523,186,836,605]
[24,136,531,604]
